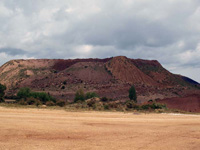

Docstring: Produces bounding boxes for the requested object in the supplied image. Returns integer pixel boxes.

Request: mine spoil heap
[0,56,199,104]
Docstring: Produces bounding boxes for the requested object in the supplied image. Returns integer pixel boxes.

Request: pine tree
[129,85,137,103]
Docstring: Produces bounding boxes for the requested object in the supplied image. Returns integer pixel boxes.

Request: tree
[17,87,31,99]
[129,85,137,102]
[0,84,6,102]
[85,92,98,100]
[74,89,85,102]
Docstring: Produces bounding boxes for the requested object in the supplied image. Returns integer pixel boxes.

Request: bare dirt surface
[158,94,200,112]
[0,107,200,150]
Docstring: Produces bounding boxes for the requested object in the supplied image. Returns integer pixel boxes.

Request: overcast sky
[0,0,200,82]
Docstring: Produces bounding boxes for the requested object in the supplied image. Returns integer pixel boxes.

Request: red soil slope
[52,58,112,71]
[158,94,200,112]
[105,56,157,85]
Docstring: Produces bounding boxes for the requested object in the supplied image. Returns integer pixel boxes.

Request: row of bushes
[17,87,56,103]
[1,86,166,111]
[70,99,166,111]
[16,96,166,111]
[74,89,98,102]
[14,87,67,107]
[125,101,166,110]
[18,97,66,107]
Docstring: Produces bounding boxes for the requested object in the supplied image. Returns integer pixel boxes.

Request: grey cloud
[0,48,26,56]
[0,0,200,82]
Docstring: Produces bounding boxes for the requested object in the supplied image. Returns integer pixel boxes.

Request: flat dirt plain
[0,107,200,150]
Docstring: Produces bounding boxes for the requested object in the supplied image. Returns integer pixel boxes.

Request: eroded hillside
[0,56,199,102]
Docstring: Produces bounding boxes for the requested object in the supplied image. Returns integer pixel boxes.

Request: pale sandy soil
[0,107,199,150]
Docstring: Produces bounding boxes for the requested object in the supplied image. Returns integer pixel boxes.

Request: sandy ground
[0,107,200,150]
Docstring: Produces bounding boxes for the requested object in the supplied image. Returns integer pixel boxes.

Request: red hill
[0,56,199,109]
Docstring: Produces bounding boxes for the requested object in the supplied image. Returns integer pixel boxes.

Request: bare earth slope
[158,94,200,112]
[105,56,157,85]
[0,107,200,150]
[0,56,199,105]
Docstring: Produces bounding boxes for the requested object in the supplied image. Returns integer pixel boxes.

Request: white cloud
[0,52,34,65]
[0,0,200,82]
[0,3,13,17]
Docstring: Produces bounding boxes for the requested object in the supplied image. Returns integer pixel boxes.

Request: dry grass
[0,107,199,150]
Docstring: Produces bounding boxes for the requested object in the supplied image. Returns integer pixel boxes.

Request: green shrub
[30,92,55,103]
[100,97,108,102]
[140,103,167,110]
[87,99,96,107]
[17,87,31,99]
[61,86,65,89]
[74,89,85,102]
[4,95,19,100]
[73,102,88,109]
[141,104,151,110]
[0,83,6,102]
[94,103,104,111]
[17,87,56,104]
[26,97,41,106]
[0,98,5,103]
[56,100,66,107]
[18,99,27,105]
[63,81,67,85]
[85,92,98,100]
[103,104,110,110]
[126,101,139,109]
[150,103,166,109]
[148,99,153,102]
[107,102,118,109]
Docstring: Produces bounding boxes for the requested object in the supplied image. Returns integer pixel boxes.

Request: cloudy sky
[0,0,200,82]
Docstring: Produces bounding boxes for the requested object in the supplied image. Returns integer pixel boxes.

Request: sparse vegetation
[61,86,65,89]
[0,84,169,112]
[0,84,6,102]
[26,97,41,106]
[100,97,108,102]
[74,89,99,102]
[56,100,66,107]
[74,89,85,102]
[85,92,98,99]
[46,101,55,106]
[104,65,112,75]
[86,99,96,108]
[18,99,28,105]
[17,87,55,104]
[126,101,139,109]
[63,80,67,85]
[0,84,168,112]
[16,87,56,105]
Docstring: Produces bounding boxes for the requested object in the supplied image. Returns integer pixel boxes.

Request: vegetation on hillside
[17,87,56,103]
[0,84,6,102]
[74,89,99,102]
[129,85,137,102]
[0,86,167,112]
